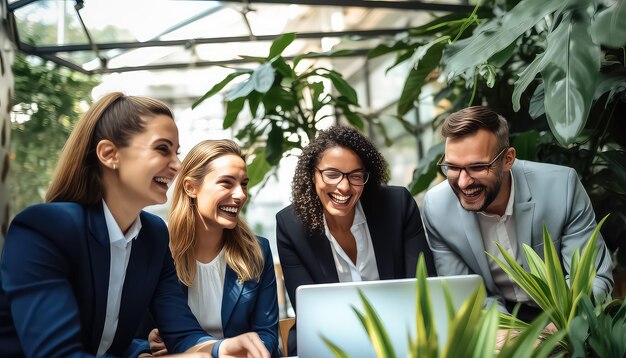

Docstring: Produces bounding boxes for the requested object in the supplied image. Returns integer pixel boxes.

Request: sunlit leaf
[268,33,296,60]
[443,0,564,78]
[192,70,250,108]
[246,148,271,188]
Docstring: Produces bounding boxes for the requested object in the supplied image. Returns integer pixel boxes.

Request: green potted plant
[323,255,564,358]
[192,33,371,189]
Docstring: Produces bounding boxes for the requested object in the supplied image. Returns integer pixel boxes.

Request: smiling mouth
[329,193,351,204]
[460,186,484,198]
[154,176,172,188]
[219,206,240,216]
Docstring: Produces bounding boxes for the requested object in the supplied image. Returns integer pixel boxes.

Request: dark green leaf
[594,69,626,102]
[223,97,246,129]
[443,0,564,78]
[408,143,444,195]
[512,130,540,161]
[272,57,296,79]
[408,9,494,37]
[489,41,517,68]
[343,110,365,130]
[262,85,295,113]
[512,53,544,112]
[265,124,284,165]
[192,71,250,109]
[238,55,267,63]
[268,33,296,60]
[368,41,415,59]
[599,150,626,193]
[247,91,262,118]
[591,0,626,48]
[294,49,353,67]
[386,49,419,74]
[397,41,445,116]
[327,71,359,106]
[542,11,600,146]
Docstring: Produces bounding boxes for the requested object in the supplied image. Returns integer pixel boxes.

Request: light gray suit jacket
[422,160,613,312]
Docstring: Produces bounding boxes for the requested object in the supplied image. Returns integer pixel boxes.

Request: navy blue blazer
[276,185,436,311]
[0,202,210,357]
[180,237,279,357]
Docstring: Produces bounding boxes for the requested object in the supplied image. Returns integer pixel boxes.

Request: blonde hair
[168,139,263,286]
[46,92,173,204]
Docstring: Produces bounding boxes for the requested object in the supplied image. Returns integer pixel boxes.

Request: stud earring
[112,163,117,170]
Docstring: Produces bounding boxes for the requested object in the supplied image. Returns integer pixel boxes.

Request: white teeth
[329,193,351,204]
[220,206,239,214]
[462,187,482,196]
[154,177,172,185]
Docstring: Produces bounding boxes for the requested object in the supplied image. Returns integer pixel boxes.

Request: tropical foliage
[10,53,98,215]
[192,33,367,188]
[367,0,626,265]
[323,255,565,358]
[491,216,621,356]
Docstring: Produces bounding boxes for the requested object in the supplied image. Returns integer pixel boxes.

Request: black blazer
[276,185,436,311]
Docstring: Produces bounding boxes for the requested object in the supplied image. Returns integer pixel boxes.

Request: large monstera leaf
[541,11,600,146]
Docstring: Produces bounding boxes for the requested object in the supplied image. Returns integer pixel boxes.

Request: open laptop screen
[296,275,483,358]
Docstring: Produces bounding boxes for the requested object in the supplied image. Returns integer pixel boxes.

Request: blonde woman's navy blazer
[178,237,279,357]
[0,202,209,357]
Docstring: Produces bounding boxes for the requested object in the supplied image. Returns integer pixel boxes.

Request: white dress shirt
[188,249,226,339]
[97,200,142,356]
[324,201,379,282]
[477,174,531,303]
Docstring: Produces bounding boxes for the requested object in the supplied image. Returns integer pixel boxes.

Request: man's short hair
[441,106,509,149]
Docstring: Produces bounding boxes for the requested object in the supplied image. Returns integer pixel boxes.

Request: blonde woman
[148,140,279,357]
[0,93,268,358]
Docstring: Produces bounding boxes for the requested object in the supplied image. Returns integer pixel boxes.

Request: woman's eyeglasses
[315,168,370,186]
[437,147,509,179]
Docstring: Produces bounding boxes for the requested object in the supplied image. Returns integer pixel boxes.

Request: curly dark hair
[291,125,390,233]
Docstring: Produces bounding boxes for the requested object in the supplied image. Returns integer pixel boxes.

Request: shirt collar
[102,199,142,245]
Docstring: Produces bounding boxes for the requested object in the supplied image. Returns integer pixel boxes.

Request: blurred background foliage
[10,52,98,216]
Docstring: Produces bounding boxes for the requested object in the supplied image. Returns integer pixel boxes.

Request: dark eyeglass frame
[315,168,370,186]
[437,147,509,179]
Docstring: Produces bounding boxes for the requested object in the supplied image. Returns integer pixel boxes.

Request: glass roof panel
[9,0,472,73]
[13,1,88,46]
[78,0,221,43]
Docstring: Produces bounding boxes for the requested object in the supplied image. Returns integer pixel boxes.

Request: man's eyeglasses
[437,147,509,179]
[315,168,370,186]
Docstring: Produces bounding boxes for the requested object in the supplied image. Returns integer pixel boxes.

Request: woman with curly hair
[275,125,435,354]
[146,139,279,357]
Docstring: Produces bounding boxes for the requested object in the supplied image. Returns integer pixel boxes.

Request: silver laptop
[295,275,483,358]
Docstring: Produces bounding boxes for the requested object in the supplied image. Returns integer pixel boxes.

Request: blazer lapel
[309,230,340,282]
[361,196,394,279]
[85,203,111,351]
[222,266,243,330]
[512,162,535,268]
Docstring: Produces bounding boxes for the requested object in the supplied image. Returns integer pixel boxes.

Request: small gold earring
[113,164,117,170]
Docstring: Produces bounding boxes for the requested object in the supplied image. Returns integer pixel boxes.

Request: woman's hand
[219,332,270,358]
[149,328,169,356]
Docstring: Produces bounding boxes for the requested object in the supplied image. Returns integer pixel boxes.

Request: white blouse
[188,249,226,339]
